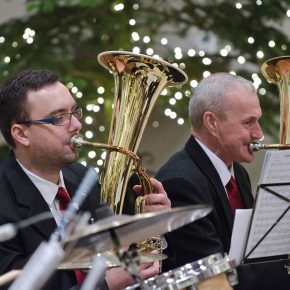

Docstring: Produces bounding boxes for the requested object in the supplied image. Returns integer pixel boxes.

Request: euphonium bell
[96,51,187,215]
[249,56,290,151]
[261,56,290,144]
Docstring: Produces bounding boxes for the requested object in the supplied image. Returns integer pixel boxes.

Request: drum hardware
[123,253,237,290]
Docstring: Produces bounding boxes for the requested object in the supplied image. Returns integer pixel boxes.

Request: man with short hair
[156,73,287,289]
[0,69,171,290]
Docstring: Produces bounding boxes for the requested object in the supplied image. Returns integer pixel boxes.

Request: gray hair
[189,72,256,131]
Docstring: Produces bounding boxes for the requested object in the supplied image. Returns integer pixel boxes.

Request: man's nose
[251,121,264,141]
[70,114,82,131]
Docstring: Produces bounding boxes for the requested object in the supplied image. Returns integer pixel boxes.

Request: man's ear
[203,111,218,133]
[11,124,30,146]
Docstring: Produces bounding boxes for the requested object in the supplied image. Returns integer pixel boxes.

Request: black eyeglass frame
[16,107,82,126]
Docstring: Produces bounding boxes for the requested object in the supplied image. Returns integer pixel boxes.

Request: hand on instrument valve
[105,256,159,290]
[133,178,171,212]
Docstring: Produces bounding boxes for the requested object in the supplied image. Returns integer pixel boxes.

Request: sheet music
[244,150,290,260]
[259,150,290,184]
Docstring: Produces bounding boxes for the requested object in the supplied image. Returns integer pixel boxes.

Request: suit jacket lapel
[4,152,57,240]
[62,167,79,198]
[233,163,254,208]
[185,136,234,230]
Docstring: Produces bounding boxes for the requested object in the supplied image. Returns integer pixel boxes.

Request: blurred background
[0,0,289,192]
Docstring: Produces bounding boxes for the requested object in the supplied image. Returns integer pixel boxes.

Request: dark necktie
[226,176,244,214]
[56,187,71,211]
[56,187,85,285]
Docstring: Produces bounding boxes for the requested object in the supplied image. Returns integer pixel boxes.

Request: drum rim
[124,253,236,290]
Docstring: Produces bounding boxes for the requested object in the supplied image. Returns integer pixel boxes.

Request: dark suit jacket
[0,151,102,290]
[156,136,253,269]
[156,136,290,290]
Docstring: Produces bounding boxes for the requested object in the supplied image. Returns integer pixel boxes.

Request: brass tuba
[71,51,188,253]
[71,51,187,252]
[249,56,290,152]
[93,51,187,214]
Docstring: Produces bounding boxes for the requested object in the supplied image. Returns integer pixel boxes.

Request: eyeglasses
[17,107,82,126]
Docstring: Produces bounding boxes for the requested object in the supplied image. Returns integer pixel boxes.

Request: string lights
[0,0,289,168]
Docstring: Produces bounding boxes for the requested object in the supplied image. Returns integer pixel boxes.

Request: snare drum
[124,253,237,290]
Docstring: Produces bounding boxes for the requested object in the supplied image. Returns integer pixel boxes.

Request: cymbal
[62,205,211,255]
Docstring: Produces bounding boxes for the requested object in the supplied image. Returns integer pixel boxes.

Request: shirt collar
[16,160,65,206]
[195,137,233,186]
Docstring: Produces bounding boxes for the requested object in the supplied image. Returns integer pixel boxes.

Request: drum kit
[0,205,238,290]
[124,253,237,290]
[61,204,238,290]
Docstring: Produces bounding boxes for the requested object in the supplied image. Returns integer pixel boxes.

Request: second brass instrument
[249,56,290,152]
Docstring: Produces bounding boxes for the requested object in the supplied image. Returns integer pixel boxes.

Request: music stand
[242,182,290,263]
[236,150,290,290]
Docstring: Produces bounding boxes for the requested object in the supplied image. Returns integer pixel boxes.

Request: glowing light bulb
[169,98,176,105]
[97,87,105,94]
[237,56,245,64]
[161,38,168,45]
[114,3,124,11]
[88,151,96,158]
[256,51,264,58]
[143,36,150,43]
[220,49,228,56]
[131,32,140,41]
[85,116,93,124]
[190,80,198,88]
[175,92,182,100]
[188,49,196,57]
[132,47,140,54]
[268,40,275,47]
[177,118,184,125]
[203,71,211,78]
[248,37,255,44]
[85,131,93,139]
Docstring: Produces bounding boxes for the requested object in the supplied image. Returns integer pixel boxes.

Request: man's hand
[133,178,171,212]
[105,260,159,290]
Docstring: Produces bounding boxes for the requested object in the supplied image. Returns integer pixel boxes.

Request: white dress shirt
[16,160,66,225]
[195,138,234,197]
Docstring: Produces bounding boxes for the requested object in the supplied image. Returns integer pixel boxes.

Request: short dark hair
[0,69,59,147]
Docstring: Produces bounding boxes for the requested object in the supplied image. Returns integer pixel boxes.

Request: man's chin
[242,153,255,163]
[65,151,79,164]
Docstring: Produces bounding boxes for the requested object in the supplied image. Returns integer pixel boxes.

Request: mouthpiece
[70,134,84,150]
[248,141,265,152]
[248,141,290,152]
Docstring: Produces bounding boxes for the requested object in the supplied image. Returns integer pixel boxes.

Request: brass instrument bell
[249,56,290,152]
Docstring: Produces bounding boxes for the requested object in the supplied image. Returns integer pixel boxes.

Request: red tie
[56,187,85,285]
[226,176,244,214]
[56,187,71,211]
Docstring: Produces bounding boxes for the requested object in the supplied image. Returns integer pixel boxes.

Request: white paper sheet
[229,209,252,264]
[244,150,290,260]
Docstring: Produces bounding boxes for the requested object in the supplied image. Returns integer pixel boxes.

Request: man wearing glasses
[0,70,170,290]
